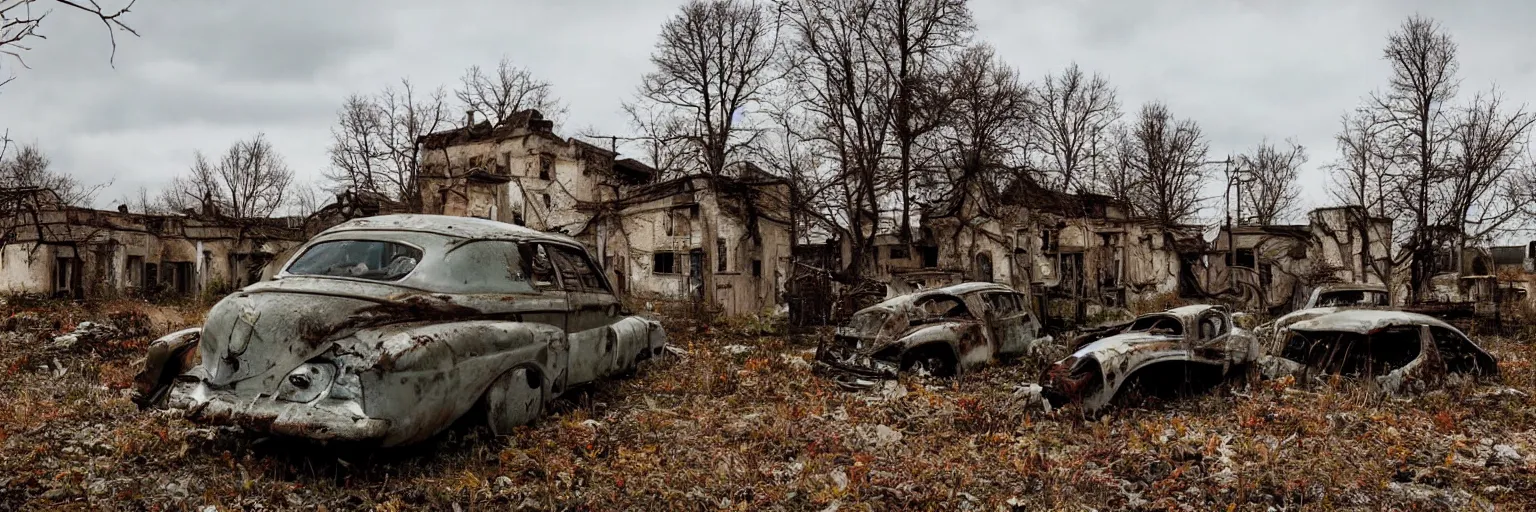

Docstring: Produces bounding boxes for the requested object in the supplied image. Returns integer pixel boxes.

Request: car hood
[198,277,480,392]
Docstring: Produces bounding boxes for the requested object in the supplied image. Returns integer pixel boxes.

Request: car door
[547,244,622,385]
[980,291,1034,355]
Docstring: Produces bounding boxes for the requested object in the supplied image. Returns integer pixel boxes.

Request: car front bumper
[814,342,899,379]
[166,379,390,443]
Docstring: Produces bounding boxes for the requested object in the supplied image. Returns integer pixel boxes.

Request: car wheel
[485,367,544,435]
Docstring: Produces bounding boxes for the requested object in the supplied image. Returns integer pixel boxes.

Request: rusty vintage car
[133,215,667,446]
[1258,309,1498,393]
[816,282,1046,379]
[1041,305,1258,413]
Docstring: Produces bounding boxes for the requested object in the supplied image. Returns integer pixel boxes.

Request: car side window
[1198,311,1228,339]
[550,246,610,293]
[983,292,1021,316]
[525,244,561,291]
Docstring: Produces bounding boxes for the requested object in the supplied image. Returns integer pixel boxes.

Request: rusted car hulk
[1041,305,1258,413]
[1259,309,1498,393]
[1254,282,1392,342]
[816,282,1046,378]
[133,215,667,446]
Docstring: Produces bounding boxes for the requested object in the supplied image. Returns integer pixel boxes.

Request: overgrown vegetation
[1,301,1532,510]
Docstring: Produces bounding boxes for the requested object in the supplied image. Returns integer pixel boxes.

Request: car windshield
[845,309,893,337]
[285,240,423,282]
[1128,315,1183,335]
[1316,290,1389,307]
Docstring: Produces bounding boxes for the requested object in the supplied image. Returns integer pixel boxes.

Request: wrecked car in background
[133,215,667,446]
[1255,282,1392,341]
[816,282,1047,379]
[1041,305,1257,413]
[1259,309,1498,393]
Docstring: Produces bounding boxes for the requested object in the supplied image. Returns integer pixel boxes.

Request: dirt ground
[2,299,1534,511]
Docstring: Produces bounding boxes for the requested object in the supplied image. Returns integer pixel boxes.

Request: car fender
[886,322,977,367]
[132,328,203,407]
[350,320,567,446]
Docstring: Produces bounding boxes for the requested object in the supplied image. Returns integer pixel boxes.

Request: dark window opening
[1225,248,1256,268]
[1281,327,1422,378]
[752,259,762,277]
[717,239,728,272]
[528,244,559,290]
[653,252,676,275]
[538,155,553,180]
[1041,229,1059,252]
[890,245,910,260]
[689,204,700,219]
[1129,315,1183,335]
[919,246,939,268]
[975,252,994,282]
[542,194,551,209]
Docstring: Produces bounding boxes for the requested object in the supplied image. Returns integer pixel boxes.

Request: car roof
[1315,282,1389,293]
[1287,309,1455,334]
[935,281,1016,296]
[1165,304,1222,317]
[319,214,580,245]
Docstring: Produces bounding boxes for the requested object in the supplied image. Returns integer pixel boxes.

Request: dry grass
[1,300,1534,510]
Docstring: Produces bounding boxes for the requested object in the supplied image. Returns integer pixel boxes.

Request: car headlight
[276,362,336,403]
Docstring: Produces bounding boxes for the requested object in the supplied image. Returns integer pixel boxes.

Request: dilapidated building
[0,187,306,299]
[416,110,793,317]
[1205,206,1393,313]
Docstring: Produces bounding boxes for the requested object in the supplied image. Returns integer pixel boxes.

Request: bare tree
[628,0,779,177]
[1,0,137,88]
[456,56,563,127]
[164,134,293,218]
[1032,63,1121,193]
[1122,101,1209,226]
[934,44,1029,207]
[326,79,449,211]
[1442,90,1535,244]
[1369,15,1460,302]
[1328,108,1393,216]
[874,0,972,240]
[0,140,98,205]
[1236,138,1306,225]
[779,0,895,279]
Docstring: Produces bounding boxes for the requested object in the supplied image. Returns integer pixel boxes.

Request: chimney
[466,110,476,128]
[117,204,129,213]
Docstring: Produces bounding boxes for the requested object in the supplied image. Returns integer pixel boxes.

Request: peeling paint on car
[816,282,1044,379]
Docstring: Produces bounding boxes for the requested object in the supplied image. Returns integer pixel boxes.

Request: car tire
[485,367,544,435]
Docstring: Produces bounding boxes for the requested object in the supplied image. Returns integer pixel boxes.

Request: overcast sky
[2,0,1534,223]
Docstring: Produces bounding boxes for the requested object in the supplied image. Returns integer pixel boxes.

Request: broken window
[1041,229,1059,252]
[984,292,1023,316]
[542,193,552,210]
[913,296,970,323]
[1128,315,1183,335]
[54,257,76,296]
[975,252,994,282]
[717,238,728,272]
[752,259,762,277]
[668,208,692,237]
[538,154,553,180]
[1197,311,1228,339]
[653,252,676,275]
[1282,327,1422,377]
[551,246,609,293]
[126,256,144,289]
[528,244,560,290]
[889,245,910,260]
[1430,326,1491,374]
[919,246,939,268]
[1225,248,1256,269]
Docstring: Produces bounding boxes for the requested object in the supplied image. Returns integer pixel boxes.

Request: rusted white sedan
[134,215,666,446]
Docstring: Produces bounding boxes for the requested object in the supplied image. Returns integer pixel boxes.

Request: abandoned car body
[816,282,1045,378]
[133,215,667,446]
[1041,305,1258,413]
[1255,282,1392,347]
[1259,309,1498,393]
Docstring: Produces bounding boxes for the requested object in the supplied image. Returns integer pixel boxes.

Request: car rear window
[285,240,423,282]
